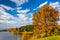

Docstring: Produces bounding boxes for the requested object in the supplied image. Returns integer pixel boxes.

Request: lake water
[0,32,21,40]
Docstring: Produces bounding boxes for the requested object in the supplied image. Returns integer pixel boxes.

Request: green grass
[37,35,60,40]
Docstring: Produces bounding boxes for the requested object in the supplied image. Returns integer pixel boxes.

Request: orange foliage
[33,5,59,37]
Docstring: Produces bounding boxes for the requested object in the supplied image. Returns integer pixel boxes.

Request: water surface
[0,32,20,40]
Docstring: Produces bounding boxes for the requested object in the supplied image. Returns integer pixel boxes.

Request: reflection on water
[0,32,21,40]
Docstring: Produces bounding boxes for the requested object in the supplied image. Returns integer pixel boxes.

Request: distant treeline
[19,25,36,32]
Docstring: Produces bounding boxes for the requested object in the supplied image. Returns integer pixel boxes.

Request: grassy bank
[38,35,60,40]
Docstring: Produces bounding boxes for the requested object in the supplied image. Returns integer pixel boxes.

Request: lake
[0,32,21,40]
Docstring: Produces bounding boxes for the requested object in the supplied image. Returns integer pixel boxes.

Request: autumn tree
[32,5,59,37]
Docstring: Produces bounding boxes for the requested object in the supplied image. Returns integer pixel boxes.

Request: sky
[0,0,60,30]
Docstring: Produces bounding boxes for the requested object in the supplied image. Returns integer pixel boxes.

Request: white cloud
[49,2,59,5]
[10,0,28,6]
[38,1,48,8]
[33,1,48,10]
[17,9,30,13]
[49,2,60,12]
[0,4,14,10]
[0,5,32,29]
[0,6,21,29]
[49,2,60,9]
[0,4,24,11]
[0,7,17,24]
[17,13,32,21]
[0,20,17,24]
[17,14,26,19]
[16,7,22,10]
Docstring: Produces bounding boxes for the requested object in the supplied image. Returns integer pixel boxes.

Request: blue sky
[0,0,60,30]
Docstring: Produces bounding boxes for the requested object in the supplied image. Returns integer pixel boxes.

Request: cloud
[17,14,26,19]
[10,0,28,6]
[17,13,30,23]
[16,7,22,10]
[17,9,30,13]
[49,2,60,9]
[33,1,48,10]
[0,5,23,29]
[0,7,18,29]
[0,4,14,10]
[0,5,33,29]
[17,13,33,23]
[49,2,60,12]
[0,6,17,24]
